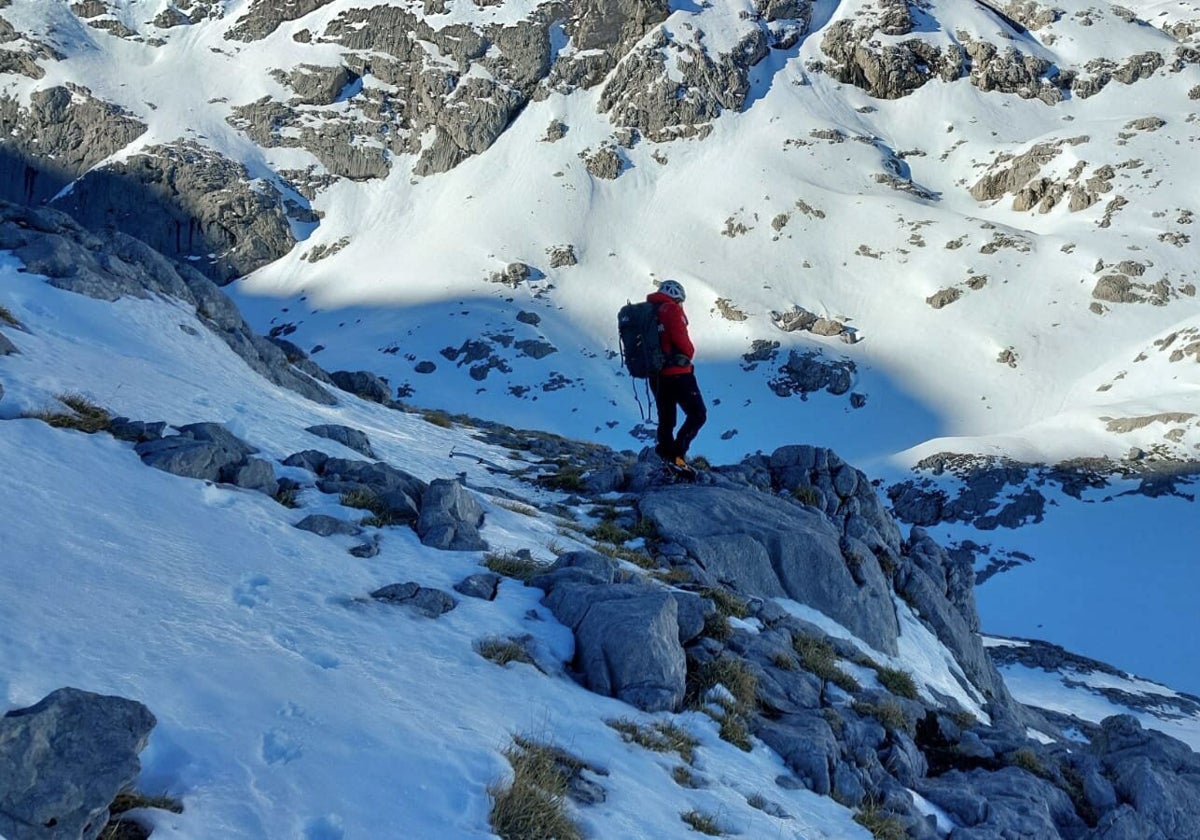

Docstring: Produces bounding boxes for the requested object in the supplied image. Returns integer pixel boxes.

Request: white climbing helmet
[658,279,686,302]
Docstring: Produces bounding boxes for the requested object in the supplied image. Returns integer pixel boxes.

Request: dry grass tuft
[484,550,546,582]
[607,718,698,764]
[793,634,860,693]
[489,738,583,840]
[24,393,111,433]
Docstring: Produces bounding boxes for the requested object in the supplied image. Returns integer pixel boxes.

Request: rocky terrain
[3,194,1200,838]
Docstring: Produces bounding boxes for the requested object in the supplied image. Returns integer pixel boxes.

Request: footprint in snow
[303,815,345,840]
[272,631,341,670]
[232,575,270,608]
[260,727,303,765]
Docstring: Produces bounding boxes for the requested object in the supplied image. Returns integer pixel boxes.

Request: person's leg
[673,373,707,458]
[650,375,678,458]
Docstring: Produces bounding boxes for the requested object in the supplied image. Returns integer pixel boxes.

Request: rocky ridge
[4,206,1200,837]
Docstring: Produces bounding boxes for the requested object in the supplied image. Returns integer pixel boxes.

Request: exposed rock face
[0,85,146,206]
[226,0,337,42]
[417,478,488,551]
[371,581,458,617]
[305,423,376,458]
[136,422,280,496]
[51,141,295,284]
[315,457,428,525]
[536,552,694,712]
[641,483,901,655]
[599,24,771,142]
[0,201,333,404]
[0,687,156,840]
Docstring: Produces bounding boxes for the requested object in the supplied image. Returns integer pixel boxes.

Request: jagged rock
[329,370,392,403]
[894,530,1018,715]
[283,449,330,472]
[280,63,356,106]
[584,146,623,179]
[371,581,457,617]
[52,140,295,284]
[294,514,361,537]
[0,687,156,840]
[0,85,147,207]
[916,766,1086,837]
[226,0,337,42]
[641,485,900,654]
[927,287,962,309]
[515,339,556,359]
[316,458,426,525]
[756,713,839,795]
[305,424,375,458]
[0,330,17,355]
[769,350,855,398]
[107,417,166,443]
[600,26,769,141]
[228,458,279,496]
[418,479,487,551]
[135,423,256,484]
[542,583,686,712]
[454,573,501,600]
[0,201,334,405]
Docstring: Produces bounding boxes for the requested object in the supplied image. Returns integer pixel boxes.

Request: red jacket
[647,291,695,376]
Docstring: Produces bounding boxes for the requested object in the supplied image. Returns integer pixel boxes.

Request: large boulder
[0,687,156,840]
[135,422,256,483]
[315,458,426,525]
[305,424,375,458]
[641,485,900,654]
[417,479,487,551]
[541,582,686,712]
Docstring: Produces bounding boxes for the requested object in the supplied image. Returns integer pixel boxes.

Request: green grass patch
[1007,747,1049,778]
[607,718,698,764]
[478,637,536,668]
[793,634,860,693]
[592,541,657,570]
[24,393,111,433]
[681,809,723,836]
[651,567,692,585]
[339,489,399,527]
[484,550,545,582]
[854,699,911,734]
[420,409,455,428]
[702,588,751,620]
[672,764,702,788]
[489,738,583,840]
[874,666,919,700]
[718,714,752,752]
[853,799,907,840]
[587,519,632,544]
[273,485,300,508]
[688,656,757,711]
[496,500,539,517]
[538,466,587,492]
[791,485,821,507]
[771,652,797,671]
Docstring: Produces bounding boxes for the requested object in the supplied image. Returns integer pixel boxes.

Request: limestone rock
[0,687,156,840]
[418,479,487,551]
[305,424,376,458]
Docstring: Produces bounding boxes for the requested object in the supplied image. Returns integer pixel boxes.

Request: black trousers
[649,372,707,459]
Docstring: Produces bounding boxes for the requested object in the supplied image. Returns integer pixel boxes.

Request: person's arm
[660,303,695,360]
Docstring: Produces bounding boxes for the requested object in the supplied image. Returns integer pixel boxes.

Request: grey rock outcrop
[769,350,856,398]
[314,457,427,525]
[0,85,146,207]
[418,479,487,551]
[136,422,263,485]
[329,370,392,404]
[640,484,900,655]
[371,581,457,617]
[0,687,156,840]
[294,513,361,537]
[51,141,295,284]
[600,26,770,142]
[0,201,333,405]
[305,424,375,458]
[544,582,688,712]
